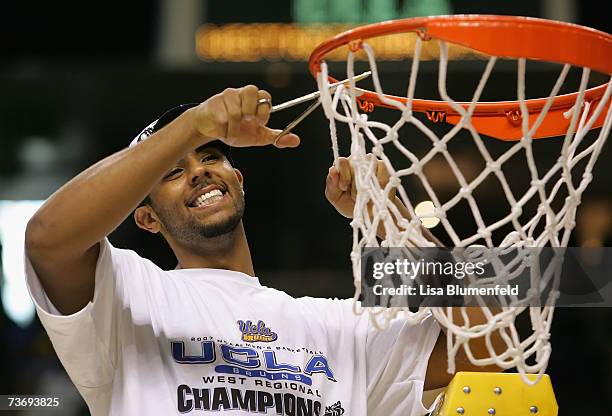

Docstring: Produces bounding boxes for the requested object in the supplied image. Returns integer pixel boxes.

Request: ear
[234,168,244,190]
[134,205,162,234]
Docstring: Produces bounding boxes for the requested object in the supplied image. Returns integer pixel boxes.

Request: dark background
[0,1,610,414]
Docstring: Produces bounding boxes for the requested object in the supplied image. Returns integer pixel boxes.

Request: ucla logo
[171,340,337,385]
[237,320,278,343]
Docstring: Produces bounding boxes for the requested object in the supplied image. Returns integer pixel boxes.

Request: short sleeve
[365,311,441,415]
[24,238,135,389]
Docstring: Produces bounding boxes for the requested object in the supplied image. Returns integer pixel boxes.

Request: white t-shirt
[25,239,440,416]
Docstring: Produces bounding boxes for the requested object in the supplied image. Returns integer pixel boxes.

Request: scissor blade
[273,99,322,143]
[264,71,371,113]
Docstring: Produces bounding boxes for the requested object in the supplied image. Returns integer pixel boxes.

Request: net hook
[505,109,522,127]
[348,39,363,52]
[417,27,432,41]
[426,110,447,123]
[358,99,374,112]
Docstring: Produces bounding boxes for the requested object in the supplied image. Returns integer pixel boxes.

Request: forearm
[26,110,204,256]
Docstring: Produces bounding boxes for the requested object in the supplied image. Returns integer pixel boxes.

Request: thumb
[263,127,300,148]
[274,133,301,148]
[256,126,300,148]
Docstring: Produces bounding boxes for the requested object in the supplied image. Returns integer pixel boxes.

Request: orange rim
[308,15,612,140]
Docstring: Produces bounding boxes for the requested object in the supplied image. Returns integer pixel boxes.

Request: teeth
[193,189,223,207]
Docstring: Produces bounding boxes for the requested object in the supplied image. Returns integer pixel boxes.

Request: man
[25,86,492,415]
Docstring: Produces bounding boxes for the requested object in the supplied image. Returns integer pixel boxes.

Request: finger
[325,167,343,202]
[256,90,272,125]
[337,157,352,191]
[223,88,243,138]
[329,165,340,187]
[376,160,390,188]
[222,88,242,120]
[240,85,259,117]
[327,165,341,190]
[207,96,229,138]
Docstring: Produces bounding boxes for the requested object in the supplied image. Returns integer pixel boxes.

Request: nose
[188,163,212,187]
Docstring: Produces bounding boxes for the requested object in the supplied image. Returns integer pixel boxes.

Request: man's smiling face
[140,145,245,247]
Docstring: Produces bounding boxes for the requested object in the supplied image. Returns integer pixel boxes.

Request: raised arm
[25,86,298,315]
[325,155,503,390]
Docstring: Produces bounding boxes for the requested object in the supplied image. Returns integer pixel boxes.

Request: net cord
[317,37,611,384]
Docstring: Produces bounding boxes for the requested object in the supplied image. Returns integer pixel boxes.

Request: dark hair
[131,103,233,165]
[138,195,152,208]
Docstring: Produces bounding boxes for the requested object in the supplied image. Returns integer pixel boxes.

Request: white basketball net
[317,37,612,384]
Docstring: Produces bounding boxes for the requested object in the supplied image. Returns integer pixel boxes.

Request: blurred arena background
[0,1,610,414]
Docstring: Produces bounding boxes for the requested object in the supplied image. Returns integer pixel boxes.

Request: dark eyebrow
[166,146,222,176]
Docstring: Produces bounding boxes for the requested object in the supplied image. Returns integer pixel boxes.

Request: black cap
[130,103,233,164]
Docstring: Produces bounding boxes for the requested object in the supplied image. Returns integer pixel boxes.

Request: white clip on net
[318,36,612,384]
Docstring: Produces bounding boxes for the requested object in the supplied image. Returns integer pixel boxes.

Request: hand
[325,155,394,219]
[190,85,300,148]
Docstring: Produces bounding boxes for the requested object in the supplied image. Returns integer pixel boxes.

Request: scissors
[256,71,371,142]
